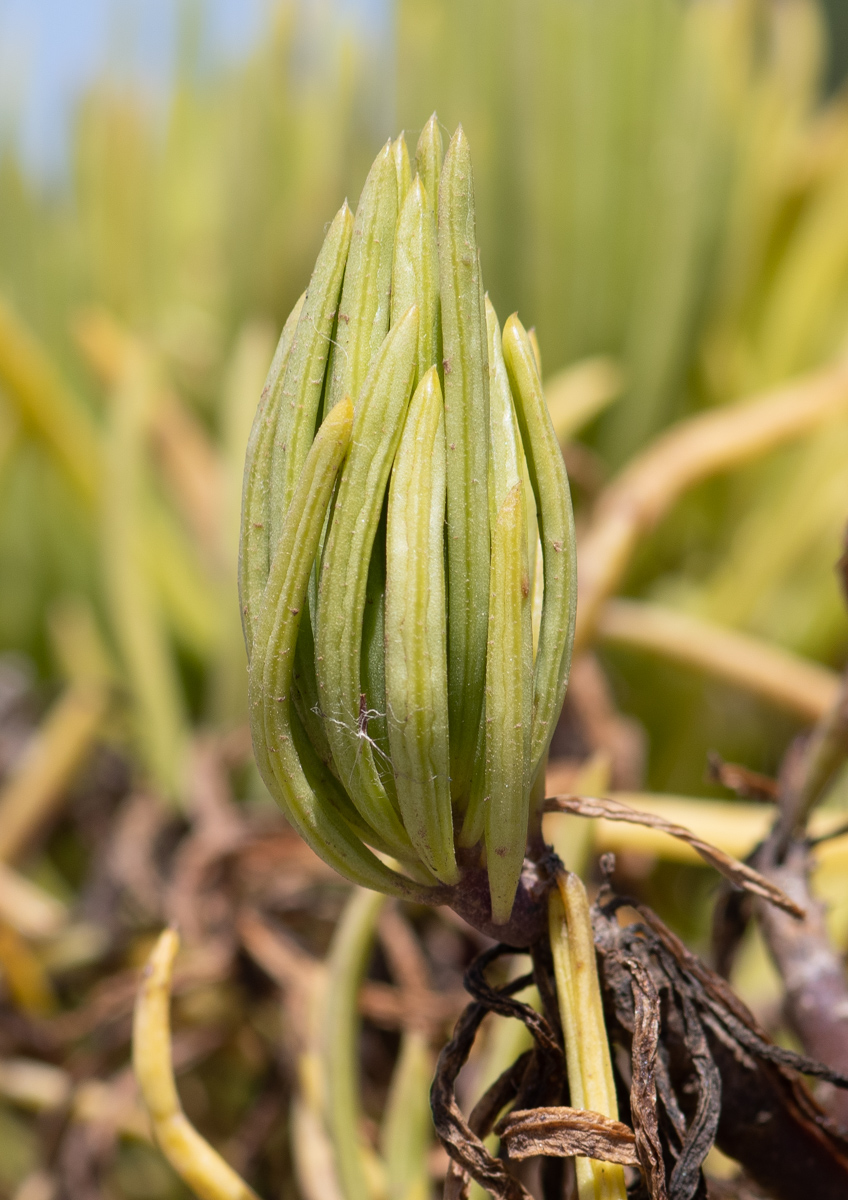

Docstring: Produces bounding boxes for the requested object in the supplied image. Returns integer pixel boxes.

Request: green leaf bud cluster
[240,117,576,932]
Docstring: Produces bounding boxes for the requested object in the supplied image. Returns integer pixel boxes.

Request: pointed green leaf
[486,295,541,647]
[485,294,523,516]
[392,176,440,382]
[415,113,443,221]
[268,202,354,550]
[438,125,490,806]
[460,298,530,850]
[503,314,577,778]
[392,132,412,206]
[325,141,398,413]
[360,529,395,799]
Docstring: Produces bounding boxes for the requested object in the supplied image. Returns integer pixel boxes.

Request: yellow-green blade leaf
[392,132,412,205]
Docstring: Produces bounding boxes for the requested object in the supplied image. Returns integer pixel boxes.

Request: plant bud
[241,122,577,939]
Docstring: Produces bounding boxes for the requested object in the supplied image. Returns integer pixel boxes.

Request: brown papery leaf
[625,958,668,1200]
[431,948,538,1200]
[497,1105,639,1164]
[443,1051,533,1200]
[544,793,803,918]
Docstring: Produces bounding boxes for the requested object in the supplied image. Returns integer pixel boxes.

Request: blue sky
[0,0,388,179]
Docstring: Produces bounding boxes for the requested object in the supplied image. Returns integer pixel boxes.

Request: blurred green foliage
[0,0,846,803]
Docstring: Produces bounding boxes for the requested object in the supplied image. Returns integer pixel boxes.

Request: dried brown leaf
[443,1052,533,1200]
[432,947,546,1200]
[496,1105,638,1164]
[545,793,803,917]
[432,1001,533,1200]
[755,842,848,1127]
[626,958,668,1200]
[593,896,848,1199]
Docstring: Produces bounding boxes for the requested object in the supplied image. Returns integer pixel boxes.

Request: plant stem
[133,929,261,1200]
[548,873,627,1200]
[324,888,387,1200]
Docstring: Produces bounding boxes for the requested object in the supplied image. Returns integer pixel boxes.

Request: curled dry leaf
[431,999,533,1200]
[432,945,557,1200]
[463,945,564,1065]
[625,957,667,1200]
[431,888,848,1200]
[544,792,803,917]
[442,1051,533,1200]
[496,1105,638,1164]
[593,894,848,1200]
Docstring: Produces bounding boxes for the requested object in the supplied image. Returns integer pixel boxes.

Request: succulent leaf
[438,126,491,807]
[239,291,305,658]
[486,295,542,651]
[326,141,398,414]
[360,531,395,798]
[249,398,435,901]
[385,367,456,883]
[291,597,336,771]
[485,294,523,516]
[484,483,533,925]
[415,114,443,221]
[392,133,412,206]
[317,306,420,856]
[392,177,440,383]
[503,313,577,777]
[268,202,354,551]
[459,298,529,852]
